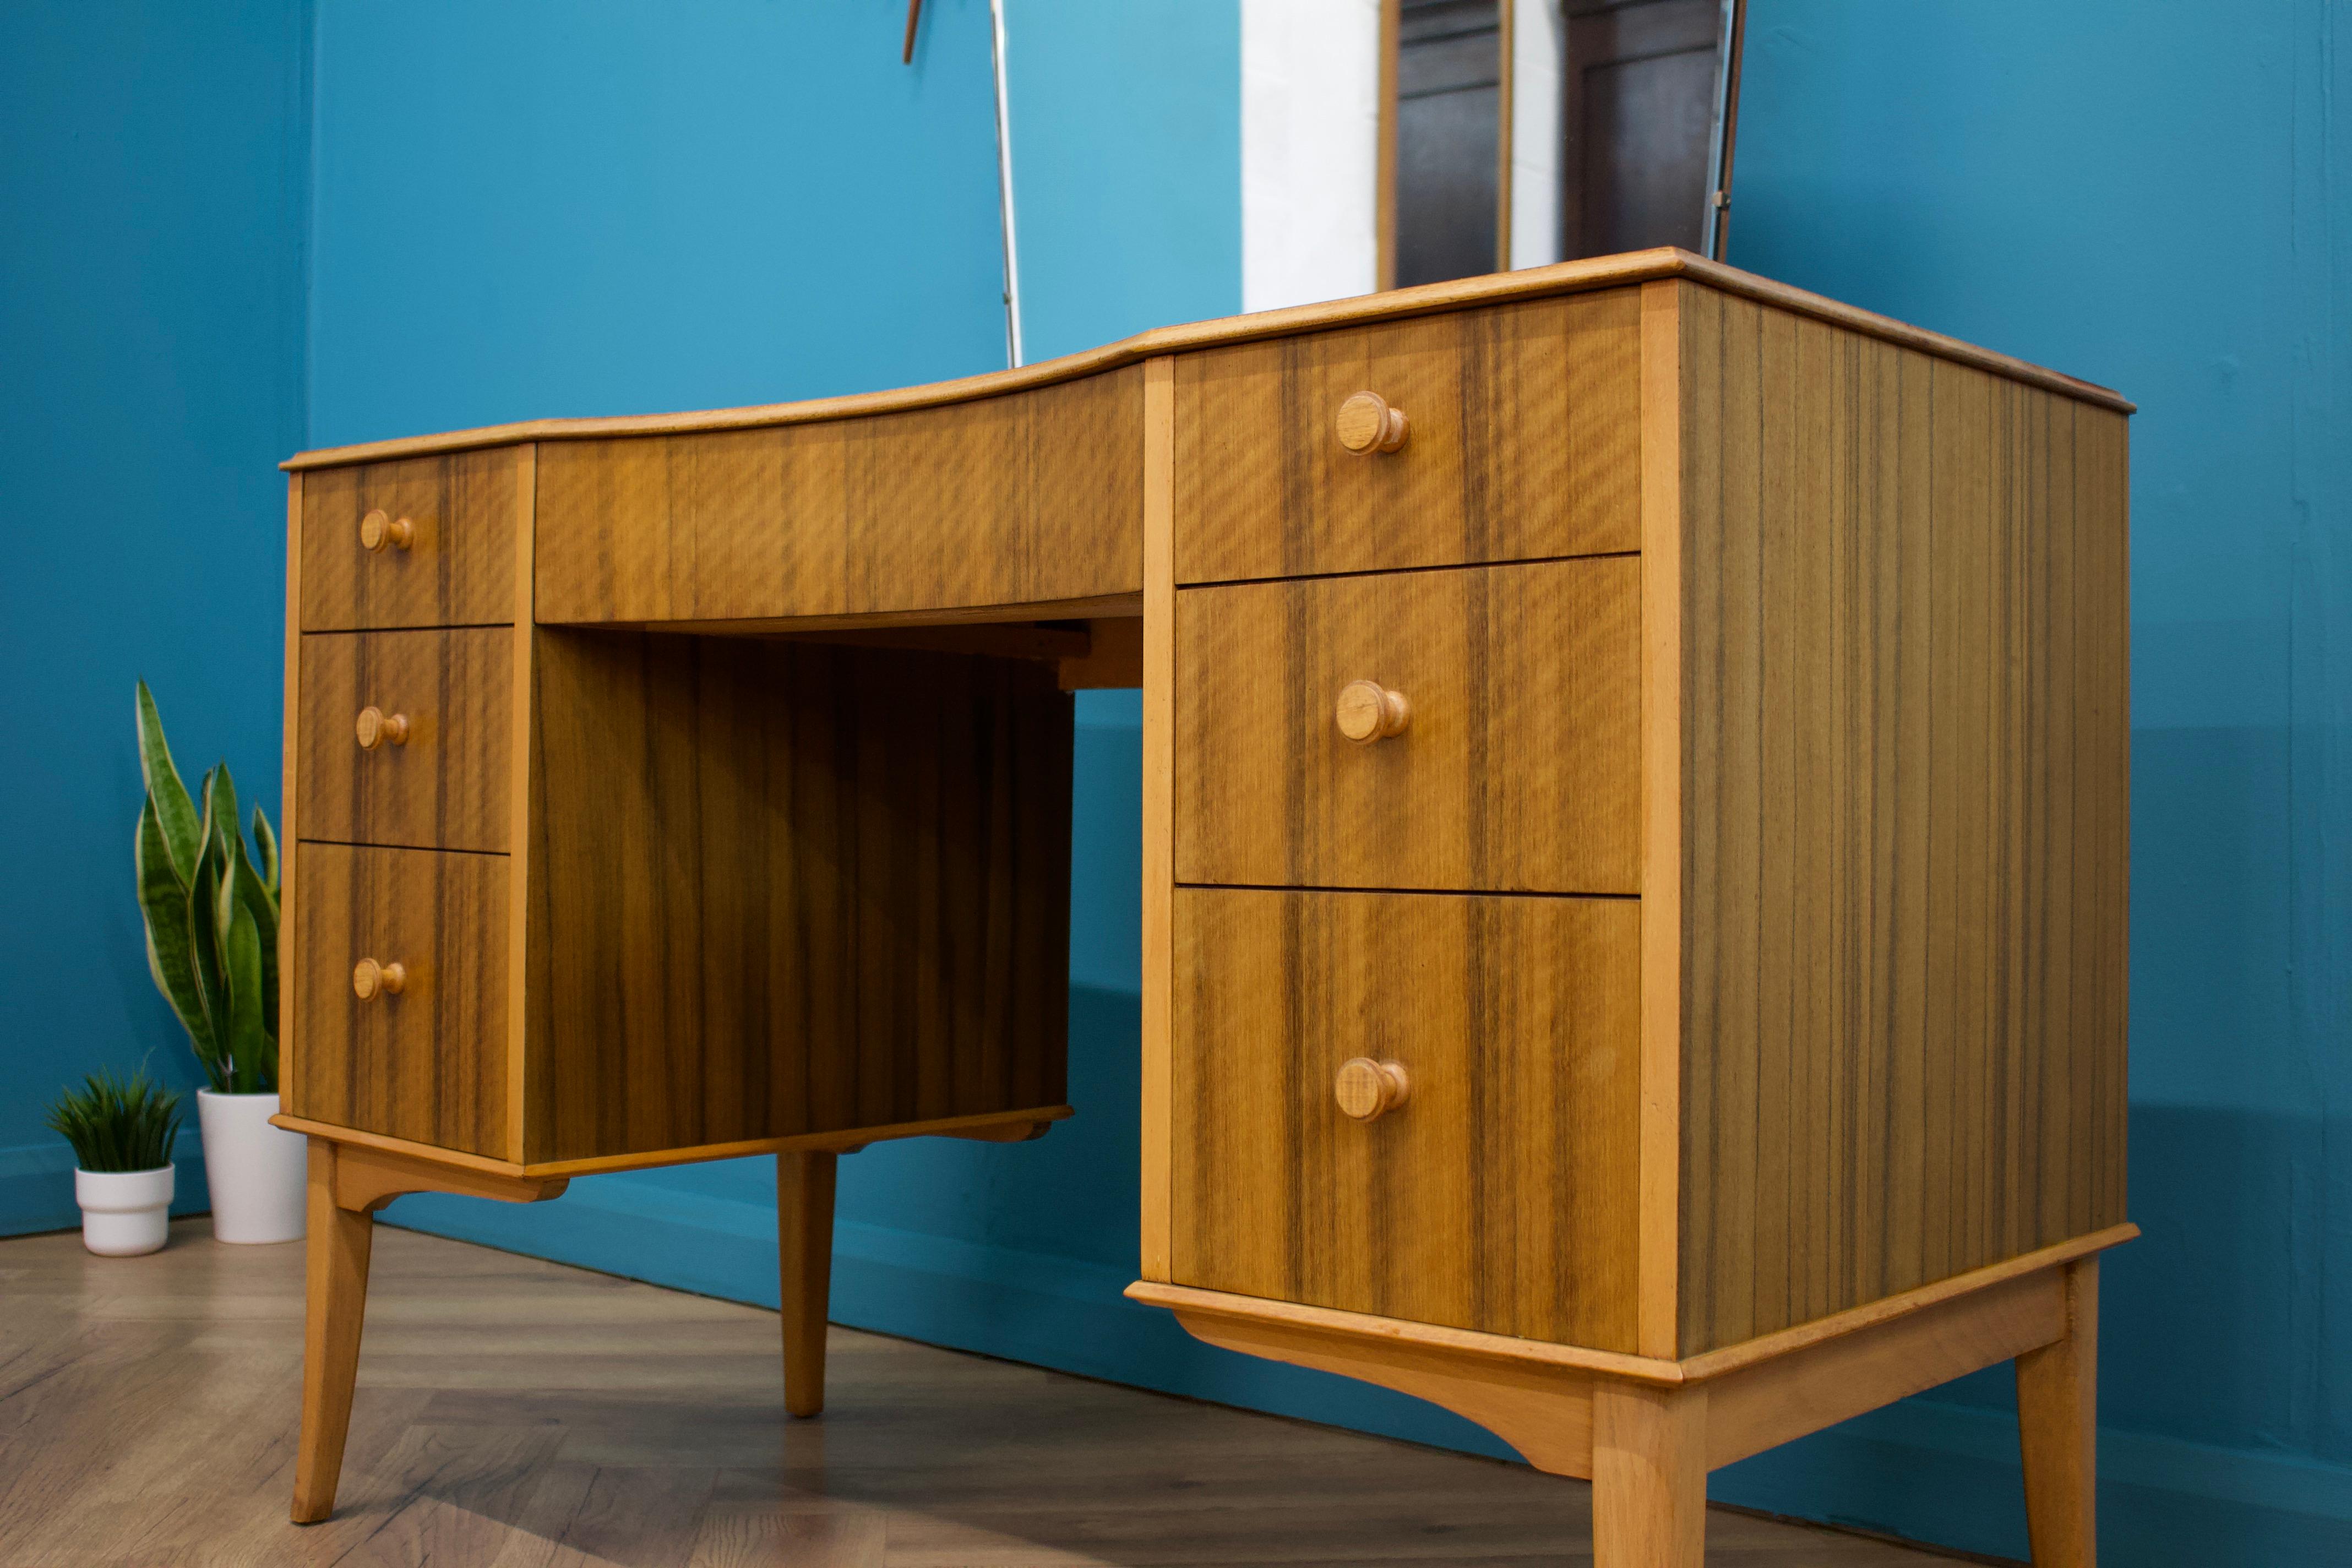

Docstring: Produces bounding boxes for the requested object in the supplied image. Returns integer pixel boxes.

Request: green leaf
[212,769,279,1059]
[253,807,280,898]
[45,1061,185,1173]
[186,785,230,1087]
[222,900,273,1094]
[137,800,220,1084]
[134,681,202,885]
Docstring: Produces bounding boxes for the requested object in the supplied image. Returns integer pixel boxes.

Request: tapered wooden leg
[1593,1381,1708,1567]
[291,1140,374,1524]
[778,1150,839,1418]
[2017,1257,2099,1566]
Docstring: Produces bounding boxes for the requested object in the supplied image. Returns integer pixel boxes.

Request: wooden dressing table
[275,248,2134,1565]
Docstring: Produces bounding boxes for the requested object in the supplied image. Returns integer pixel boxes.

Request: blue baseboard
[0,1137,211,1235]
[384,1173,2352,1567]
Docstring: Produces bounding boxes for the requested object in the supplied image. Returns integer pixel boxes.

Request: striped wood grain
[1174,291,1642,585]
[296,628,514,854]
[298,449,521,631]
[1170,887,1642,1353]
[522,631,1074,1164]
[287,842,509,1160]
[1174,558,1642,895]
[1671,281,2132,1354]
[532,369,1142,625]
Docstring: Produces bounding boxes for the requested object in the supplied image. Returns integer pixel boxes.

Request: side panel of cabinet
[1673,283,2132,1354]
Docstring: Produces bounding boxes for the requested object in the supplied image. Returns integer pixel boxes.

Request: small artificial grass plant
[46,1063,186,1174]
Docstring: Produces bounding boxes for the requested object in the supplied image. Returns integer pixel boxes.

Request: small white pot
[197,1090,307,1244]
[75,1165,175,1256]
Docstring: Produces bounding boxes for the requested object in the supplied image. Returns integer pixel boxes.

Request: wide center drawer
[1169,888,1641,1352]
[297,628,514,853]
[287,842,509,1161]
[1175,557,1641,895]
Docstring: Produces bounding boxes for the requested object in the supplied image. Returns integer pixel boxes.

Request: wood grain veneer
[1175,291,1642,584]
[1171,888,1642,1353]
[1175,557,1641,895]
[522,630,1073,1164]
[1667,280,2132,1354]
[287,842,508,1160]
[296,628,514,854]
[299,449,521,630]
[533,369,1141,625]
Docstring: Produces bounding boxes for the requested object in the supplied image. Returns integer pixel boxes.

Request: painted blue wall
[1705,3,2352,1559]
[0,0,309,1229]
[9,1,2348,1560]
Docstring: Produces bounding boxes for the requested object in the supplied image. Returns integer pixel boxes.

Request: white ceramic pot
[197,1090,307,1244]
[75,1165,174,1256]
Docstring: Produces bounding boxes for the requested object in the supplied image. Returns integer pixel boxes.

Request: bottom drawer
[1170,887,1641,1352]
[288,842,509,1159]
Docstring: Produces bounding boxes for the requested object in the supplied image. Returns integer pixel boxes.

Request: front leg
[1592,1380,1709,1567]
[291,1141,374,1523]
[777,1149,839,1417]
[286,1136,568,1523]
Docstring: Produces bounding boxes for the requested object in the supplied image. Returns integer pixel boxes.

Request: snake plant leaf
[134,680,202,886]
[137,799,219,1079]
[222,899,273,1094]
[186,788,231,1084]
[215,814,280,1055]
[253,807,280,898]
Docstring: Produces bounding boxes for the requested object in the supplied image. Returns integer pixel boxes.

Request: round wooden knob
[355,706,410,749]
[1335,1058,1410,1121]
[359,510,415,552]
[1335,391,1408,454]
[1335,680,1411,743]
[351,958,407,1001]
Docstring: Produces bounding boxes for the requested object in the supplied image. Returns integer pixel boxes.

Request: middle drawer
[298,628,515,854]
[1175,556,1641,894]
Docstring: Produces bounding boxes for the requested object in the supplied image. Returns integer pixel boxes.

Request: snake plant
[134,680,280,1093]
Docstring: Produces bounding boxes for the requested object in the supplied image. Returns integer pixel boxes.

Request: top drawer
[1174,290,1642,584]
[300,449,522,630]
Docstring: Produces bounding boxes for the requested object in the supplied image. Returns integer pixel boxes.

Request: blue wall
[8,2,2349,1561]
[1706,4,2351,1560]
[0,0,309,1229]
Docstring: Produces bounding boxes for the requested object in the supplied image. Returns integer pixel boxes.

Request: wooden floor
[0,1220,1971,1567]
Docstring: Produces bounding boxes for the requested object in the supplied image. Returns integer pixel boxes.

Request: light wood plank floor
[0,1221,1971,1566]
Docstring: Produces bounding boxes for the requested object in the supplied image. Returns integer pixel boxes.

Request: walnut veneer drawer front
[1174,291,1641,584]
[534,369,1143,624]
[1171,888,1641,1351]
[288,842,508,1161]
[1175,557,1641,894]
[297,629,514,853]
[300,450,521,631]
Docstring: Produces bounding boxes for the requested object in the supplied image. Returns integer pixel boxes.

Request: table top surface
[283,247,2132,473]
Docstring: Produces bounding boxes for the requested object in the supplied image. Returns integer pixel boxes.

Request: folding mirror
[1381,0,1748,287]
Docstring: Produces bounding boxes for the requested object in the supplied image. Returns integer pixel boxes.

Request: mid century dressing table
[274,249,2133,1565]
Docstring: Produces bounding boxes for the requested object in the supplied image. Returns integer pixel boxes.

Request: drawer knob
[359,509,415,552]
[1335,680,1411,743]
[354,706,410,749]
[351,958,407,1001]
[1335,1058,1410,1121]
[1335,390,1408,455]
